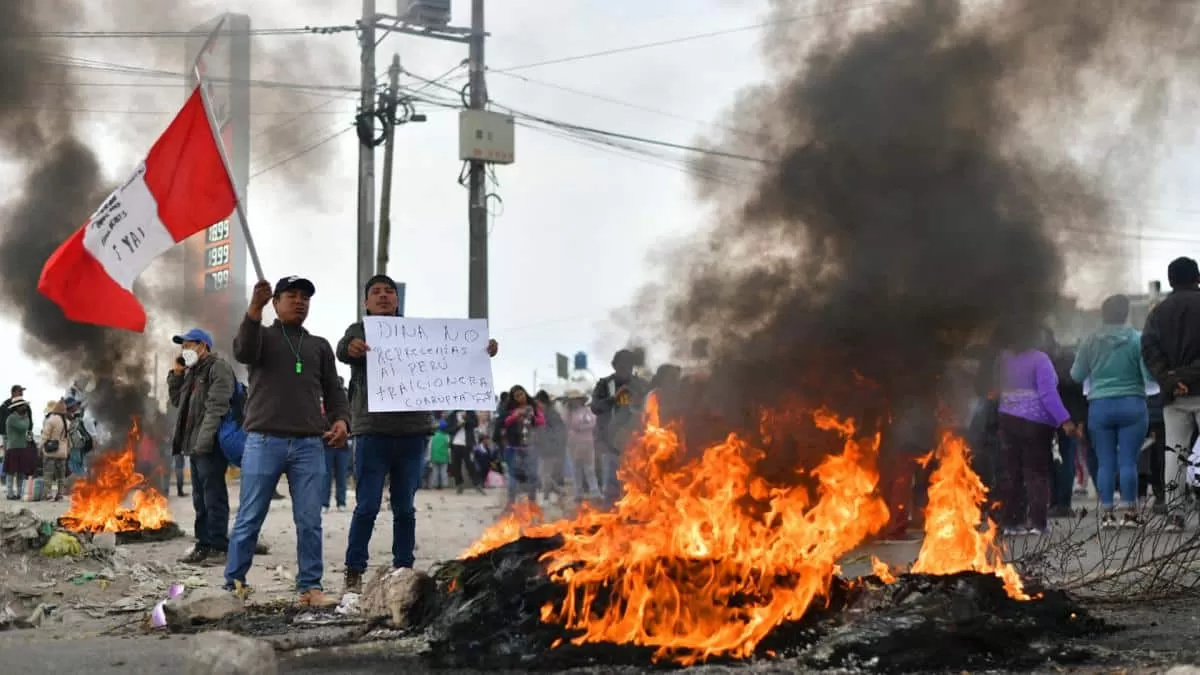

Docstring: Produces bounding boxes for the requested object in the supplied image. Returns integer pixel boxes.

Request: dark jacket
[167,353,236,455]
[591,373,650,451]
[1142,286,1200,402]
[444,411,479,447]
[336,320,434,438]
[234,315,350,437]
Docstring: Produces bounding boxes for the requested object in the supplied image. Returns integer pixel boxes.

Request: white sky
[2,0,1198,409]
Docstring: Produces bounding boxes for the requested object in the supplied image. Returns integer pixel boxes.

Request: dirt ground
[2,480,1200,673]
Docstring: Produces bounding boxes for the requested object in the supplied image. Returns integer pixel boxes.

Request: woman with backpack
[41,400,70,501]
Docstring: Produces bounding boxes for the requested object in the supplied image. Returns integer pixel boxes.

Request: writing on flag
[82,163,176,285]
[38,85,237,333]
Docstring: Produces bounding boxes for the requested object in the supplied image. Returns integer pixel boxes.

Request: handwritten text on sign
[364,317,495,412]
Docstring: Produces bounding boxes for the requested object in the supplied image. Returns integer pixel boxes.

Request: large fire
[465,396,1026,664]
[59,418,173,533]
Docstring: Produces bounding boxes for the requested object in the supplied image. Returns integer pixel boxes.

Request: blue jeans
[344,434,426,571]
[225,433,326,592]
[1088,396,1149,510]
[324,447,350,508]
[503,446,538,505]
[599,448,622,507]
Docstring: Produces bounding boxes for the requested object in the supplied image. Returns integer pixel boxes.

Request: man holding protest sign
[337,273,498,593]
[225,276,350,608]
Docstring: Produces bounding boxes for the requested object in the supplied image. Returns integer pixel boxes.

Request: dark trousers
[324,447,350,508]
[1050,431,1077,510]
[881,447,930,532]
[173,454,186,493]
[997,414,1054,530]
[1140,421,1166,500]
[190,452,230,551]
[450,444,480,487]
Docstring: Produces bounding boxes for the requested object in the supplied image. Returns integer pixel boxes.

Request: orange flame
[911,432,1027,599]
[464,398,1028,664]
[59,418,173,533]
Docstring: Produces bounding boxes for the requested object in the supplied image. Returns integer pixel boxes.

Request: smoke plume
[0,0,352,432]
[643,0,1197,455]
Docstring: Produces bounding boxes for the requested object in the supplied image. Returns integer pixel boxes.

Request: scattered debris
[163,587,244,629]
[91,532,117,553]
[184,630,278,675]
[423,536,1112,671]
[0,509,52,553]
[359,567,436,628]
[40,531,83,558]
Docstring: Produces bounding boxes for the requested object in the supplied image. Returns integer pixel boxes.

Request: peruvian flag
[37,85,236,332]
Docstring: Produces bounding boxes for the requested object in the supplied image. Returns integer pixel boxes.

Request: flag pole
[193,63,265,282]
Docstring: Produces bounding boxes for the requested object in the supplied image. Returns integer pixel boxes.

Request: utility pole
[356,0,377,319]
[377,53,400,276]
[467,0,488,320]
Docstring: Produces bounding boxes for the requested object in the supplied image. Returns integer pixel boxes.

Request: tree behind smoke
[0,0,352,433]
[644,0,1197,455]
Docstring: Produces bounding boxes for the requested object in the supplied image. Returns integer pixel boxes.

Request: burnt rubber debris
[421,535,1111,672]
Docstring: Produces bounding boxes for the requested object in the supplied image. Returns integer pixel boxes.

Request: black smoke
[0,0,352,433]
[643,0,1196,458]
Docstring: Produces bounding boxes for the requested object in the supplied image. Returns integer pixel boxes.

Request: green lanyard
[281,325,306,374]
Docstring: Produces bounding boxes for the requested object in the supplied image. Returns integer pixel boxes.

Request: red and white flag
[38,85,236,333]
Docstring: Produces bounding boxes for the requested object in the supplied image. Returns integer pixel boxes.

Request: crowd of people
[0,385,96,502]
[419,346,656,510]
[881,256,1200,539]
[8,257,1199,609]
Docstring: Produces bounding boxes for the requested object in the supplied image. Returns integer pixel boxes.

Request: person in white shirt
[445,411,485,494]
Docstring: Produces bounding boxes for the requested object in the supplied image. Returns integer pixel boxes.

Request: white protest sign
[363,317,496,412]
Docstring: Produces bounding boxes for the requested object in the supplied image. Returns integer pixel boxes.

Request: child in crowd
[428,421,451,490]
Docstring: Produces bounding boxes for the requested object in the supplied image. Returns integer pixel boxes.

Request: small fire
[465,396,1026,664]
[911,431,1027,598]
[59,418,173,533]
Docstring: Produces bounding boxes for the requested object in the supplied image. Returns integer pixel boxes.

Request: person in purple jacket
[994,324,1081,535]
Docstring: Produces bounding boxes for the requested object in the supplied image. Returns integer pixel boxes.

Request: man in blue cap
[167,327,236,565]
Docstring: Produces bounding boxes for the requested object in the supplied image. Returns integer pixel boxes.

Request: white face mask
[181,348,200,368]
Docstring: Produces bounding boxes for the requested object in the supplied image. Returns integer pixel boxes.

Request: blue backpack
[217,380,248,467]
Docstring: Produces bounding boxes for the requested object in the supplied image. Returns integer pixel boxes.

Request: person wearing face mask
[336,273,499,594]
[167,328,237,565]
[226,276,351,608]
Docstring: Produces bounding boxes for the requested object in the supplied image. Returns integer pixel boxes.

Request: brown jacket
[40,403,70,459]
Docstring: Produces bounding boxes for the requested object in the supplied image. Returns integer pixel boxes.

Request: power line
[499,103,770,164]
[1,26,354,39]
[488,0,903,73]
[249,125,354,180]
[488,69,764,140]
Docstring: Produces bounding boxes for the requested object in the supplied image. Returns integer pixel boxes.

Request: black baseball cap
[274,276,316,298]
[10,384,23,395]
[364,274,398,298]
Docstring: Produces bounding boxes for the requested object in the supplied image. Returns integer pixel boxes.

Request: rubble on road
[163,587,244,628]
[0,509,52,553]
[185,630,278,675]
[358,566,436,628]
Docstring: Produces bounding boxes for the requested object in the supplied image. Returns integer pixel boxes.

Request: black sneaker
[179,546,211,564]
[1165,515,1186,532]
[202,550,228,567]
[1100,513,1117,530]
[344,568,364,594]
